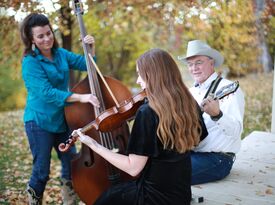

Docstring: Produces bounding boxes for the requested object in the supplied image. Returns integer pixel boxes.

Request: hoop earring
[32,43,35,51]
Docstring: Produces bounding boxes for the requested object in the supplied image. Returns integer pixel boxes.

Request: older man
[179,40,245,185]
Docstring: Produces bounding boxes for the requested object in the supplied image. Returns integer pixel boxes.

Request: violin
[59,90,146,152]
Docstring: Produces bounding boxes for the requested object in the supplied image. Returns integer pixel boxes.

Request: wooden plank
[192,179,275,202]
[228,160,275,185]
[237,131,275,164]
[191,131,275,205]
[192,189,275,205]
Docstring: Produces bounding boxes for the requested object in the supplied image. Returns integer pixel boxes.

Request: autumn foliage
[0,0,274,110]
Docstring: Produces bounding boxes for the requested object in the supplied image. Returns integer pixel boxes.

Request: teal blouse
[22,48,88,133]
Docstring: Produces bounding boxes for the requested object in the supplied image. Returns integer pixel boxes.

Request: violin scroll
[58,133,79,152]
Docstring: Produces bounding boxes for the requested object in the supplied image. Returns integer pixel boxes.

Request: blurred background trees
[0,0,274,111]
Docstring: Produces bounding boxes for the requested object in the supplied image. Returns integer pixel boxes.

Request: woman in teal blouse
[20,13,99,205]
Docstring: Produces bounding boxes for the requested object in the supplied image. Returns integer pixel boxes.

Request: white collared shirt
[190,72,245,153]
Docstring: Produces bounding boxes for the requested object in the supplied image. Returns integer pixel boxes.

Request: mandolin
[213,81,239,100]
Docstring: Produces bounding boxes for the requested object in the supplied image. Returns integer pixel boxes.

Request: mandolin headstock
[214,81,239,100]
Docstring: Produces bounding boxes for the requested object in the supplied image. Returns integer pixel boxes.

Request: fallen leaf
[265,188,273,195]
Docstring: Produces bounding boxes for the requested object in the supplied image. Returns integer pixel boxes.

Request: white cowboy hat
[178,40,224,67]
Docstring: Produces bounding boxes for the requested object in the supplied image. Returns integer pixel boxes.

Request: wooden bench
[191,131,275,205]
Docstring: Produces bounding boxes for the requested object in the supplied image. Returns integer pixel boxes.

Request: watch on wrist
[211,110,223,121]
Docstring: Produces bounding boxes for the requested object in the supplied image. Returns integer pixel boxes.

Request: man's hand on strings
[201,97,220,116]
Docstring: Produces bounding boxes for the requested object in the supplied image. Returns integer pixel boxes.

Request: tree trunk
[254,0,273,72]
[59,5,80,88]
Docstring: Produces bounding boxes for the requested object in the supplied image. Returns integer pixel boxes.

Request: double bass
[64,1,137,203]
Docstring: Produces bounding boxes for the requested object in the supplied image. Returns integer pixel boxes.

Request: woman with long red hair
[74,48,207,205]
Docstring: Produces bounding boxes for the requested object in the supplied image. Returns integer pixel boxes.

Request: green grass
[0,72,273,204]
[239,73,273,138]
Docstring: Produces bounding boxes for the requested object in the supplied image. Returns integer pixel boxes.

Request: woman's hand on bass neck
[83,35,95,45]
[82,35,95,56]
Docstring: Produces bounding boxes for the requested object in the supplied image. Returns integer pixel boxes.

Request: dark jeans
[25,120,76,196]
[191,151,235,185]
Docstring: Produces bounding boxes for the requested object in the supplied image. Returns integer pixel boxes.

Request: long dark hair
[20,13,59,56]
[136,48,201,153]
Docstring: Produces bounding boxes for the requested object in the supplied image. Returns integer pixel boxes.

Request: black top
[94,101,208,205]
[127,102,207,205]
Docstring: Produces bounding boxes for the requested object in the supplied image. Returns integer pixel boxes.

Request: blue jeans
[25,121,76,197]
[191,151,235,185]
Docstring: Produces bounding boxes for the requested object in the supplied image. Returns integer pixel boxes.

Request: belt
[218,152,236,160]
[210,152,235,158]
